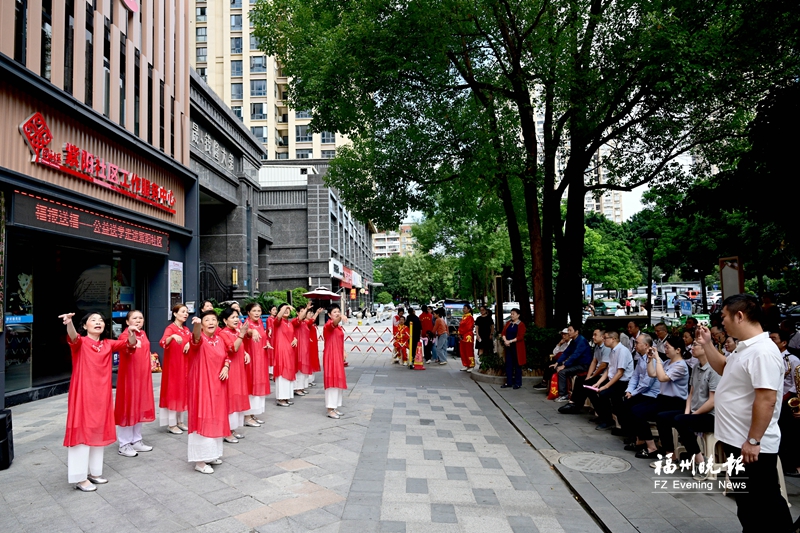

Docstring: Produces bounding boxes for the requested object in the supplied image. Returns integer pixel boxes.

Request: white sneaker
[131,440,153,452]
[118,443,138,457]
[466,367,473,373]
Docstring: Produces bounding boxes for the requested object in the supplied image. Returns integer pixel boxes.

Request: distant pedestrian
[323,306,347,419]
[475,305,495,364]
[61,312,138,491]
[115,310,156,458]
[431,308,448,365]
[501,309,526,389]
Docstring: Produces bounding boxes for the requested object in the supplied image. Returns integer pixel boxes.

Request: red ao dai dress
[219,327,251,431]
[64,335,134,483]
[115,328,156,448]
[266,315,276,372]
[323,319,347,410]
[292,317,313,390]
[273,317,297,400]
[242,317,270,416]
[308,319,321,385]
[158,322,191,427]
[186,332,229,463]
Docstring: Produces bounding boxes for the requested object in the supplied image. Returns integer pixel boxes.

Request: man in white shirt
[626,321,641,354]
[696,294,792,533]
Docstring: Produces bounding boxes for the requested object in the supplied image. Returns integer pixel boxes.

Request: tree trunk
[497,175,533,325]
[555,163,590,326]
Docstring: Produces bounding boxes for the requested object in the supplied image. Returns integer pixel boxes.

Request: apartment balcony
[276,136,289,147]
[276,114,289,124]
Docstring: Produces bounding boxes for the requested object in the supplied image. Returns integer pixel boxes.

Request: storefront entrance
[4,228,158,394]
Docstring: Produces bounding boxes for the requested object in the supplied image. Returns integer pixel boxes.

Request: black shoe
[624,443,646,452]
[635,449,660,459]
[533,382,548,390]
[512,385,521,389]
[558,403,579,414]
[500,384,512,388]
[785,471,800,478]
[611,428,626,437]
[588,416,600,423]
[595,422,614,430]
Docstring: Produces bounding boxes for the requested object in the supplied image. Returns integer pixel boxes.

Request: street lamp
[659,273,665,313]
[506,277,513,304]
[641,230,658,326]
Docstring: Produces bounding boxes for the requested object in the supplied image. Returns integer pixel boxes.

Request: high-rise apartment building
[372,225,416,258]
[190,0,346,160]
[584,148,624,223]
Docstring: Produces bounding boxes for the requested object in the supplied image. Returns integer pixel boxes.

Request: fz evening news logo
[651,453,747,493]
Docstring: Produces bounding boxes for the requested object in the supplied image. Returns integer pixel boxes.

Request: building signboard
[329,258,344,280]
[13,191,169,253]
[18,113,176,214]
[191,121,235,173]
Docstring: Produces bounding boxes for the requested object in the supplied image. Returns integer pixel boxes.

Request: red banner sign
[350,289,357,300]
[18,112,176,215]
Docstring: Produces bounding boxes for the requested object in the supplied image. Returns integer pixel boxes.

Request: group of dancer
[59,299,347,491]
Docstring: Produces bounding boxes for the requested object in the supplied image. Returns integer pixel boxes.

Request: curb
[469,371,540,385]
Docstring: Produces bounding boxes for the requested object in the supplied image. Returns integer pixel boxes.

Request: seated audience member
[780,320,800,357]
[723,335,738,356]
[652,340,720,478]
[711,326,727,353]
[534,329,571,389]
[587,332,633,430]
[685,317,699,330]
[629,336,689,459]
[535,325,591,397]
[653,323,669,359]
[617,334,660,448]
[682,329,698,369]
[772,330,800,477]
[559,328,610,414]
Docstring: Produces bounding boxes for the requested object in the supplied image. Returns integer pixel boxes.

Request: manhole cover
[558,453,631,474]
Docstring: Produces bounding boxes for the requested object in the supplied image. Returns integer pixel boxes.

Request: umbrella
[303,287,342,300]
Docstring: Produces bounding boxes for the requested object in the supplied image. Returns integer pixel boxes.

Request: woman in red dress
[393,317,410,364]
[158,304,191,434]
[458,304,476,371]
[242,302,269,427]
[292,303,323,396]
[308,307,322,387]
[60,311,138,492]
[266,305,278,376]
[187,310,230,474]
[323,306,347,419]
[218,307,252,443]
[115,310,156,458]
[273,304,298,407]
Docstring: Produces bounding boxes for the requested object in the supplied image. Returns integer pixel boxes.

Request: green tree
[253,0,800,326]
[376,291,393,305]
[373,255,406,300]
[583,227,642,292]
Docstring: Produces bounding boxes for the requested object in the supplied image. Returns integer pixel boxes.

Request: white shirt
[781,350,800,395]
[714,332,784,453]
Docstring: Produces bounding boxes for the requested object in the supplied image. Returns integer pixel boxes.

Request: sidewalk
[0,348,604,533]
[479,379,800,533]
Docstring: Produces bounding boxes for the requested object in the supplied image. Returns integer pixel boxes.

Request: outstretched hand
[192,316,202,325]
[58,313,75,325]
[695,325,713,348]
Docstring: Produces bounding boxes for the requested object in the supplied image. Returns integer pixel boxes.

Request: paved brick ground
[0,316,600,533]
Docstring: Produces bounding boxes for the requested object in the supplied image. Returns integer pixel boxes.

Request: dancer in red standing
[115,310,156,458]
[218,307,252,443]
[458,304,476,371]
[187,310,229,474]
[242,303,269,427]
[60,311,138,491]
[307,307,322,387]
[266,305,278,379]
[273,303,298,407]
[323,306,347,419]
[293,303,324,396]
[158,304,191,434]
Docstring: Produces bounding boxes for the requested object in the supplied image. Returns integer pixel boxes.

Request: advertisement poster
[169,261,184,317]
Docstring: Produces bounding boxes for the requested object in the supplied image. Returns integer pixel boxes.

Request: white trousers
[294,372,309,390]
[275,376,295,400]
[308,372,316,384]
[325,388,344,409]
[187,433,223,462]
[159,408,186,427]
[228,412,245,431]
[244,395,265,416]
[67,445,104,483]
[117,423,143,446]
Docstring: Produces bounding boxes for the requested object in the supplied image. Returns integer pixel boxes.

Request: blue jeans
[433,334,448,362]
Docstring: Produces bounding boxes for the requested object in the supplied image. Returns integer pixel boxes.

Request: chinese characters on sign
[191,122,235,172]
[18,112,177,214]
[13,191,169,253]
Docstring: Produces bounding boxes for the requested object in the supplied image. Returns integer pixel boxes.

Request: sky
[621,185,646,221]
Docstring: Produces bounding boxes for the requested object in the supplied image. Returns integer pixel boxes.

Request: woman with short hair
[159,304,191,434]
[323,306,347,418]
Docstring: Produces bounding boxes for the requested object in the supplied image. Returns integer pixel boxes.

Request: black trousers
[617,395,656,439]
[656,411,714,455]
[569,374,601,407]
[587,380,628,424]
[721,443,793,533]
[630,394,685,442]
[505,355,522,388]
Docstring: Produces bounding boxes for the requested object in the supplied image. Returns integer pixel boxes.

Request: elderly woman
[500,309,526,389]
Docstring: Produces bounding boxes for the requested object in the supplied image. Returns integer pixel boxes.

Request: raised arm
[59,313,78,342]
[696,325,726,375]
[192,316,202,342]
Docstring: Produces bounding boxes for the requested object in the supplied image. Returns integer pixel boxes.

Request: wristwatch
[747,437,761,446]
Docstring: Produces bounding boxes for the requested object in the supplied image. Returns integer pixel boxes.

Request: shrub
[524,326,562,371]
[376,291,393,304]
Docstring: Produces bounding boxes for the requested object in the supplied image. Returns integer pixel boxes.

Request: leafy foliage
[376,291,393,305]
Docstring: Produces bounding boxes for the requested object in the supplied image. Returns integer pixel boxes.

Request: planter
[470,368,542,385]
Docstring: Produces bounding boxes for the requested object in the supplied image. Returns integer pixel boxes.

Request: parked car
[594,301,621,316]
